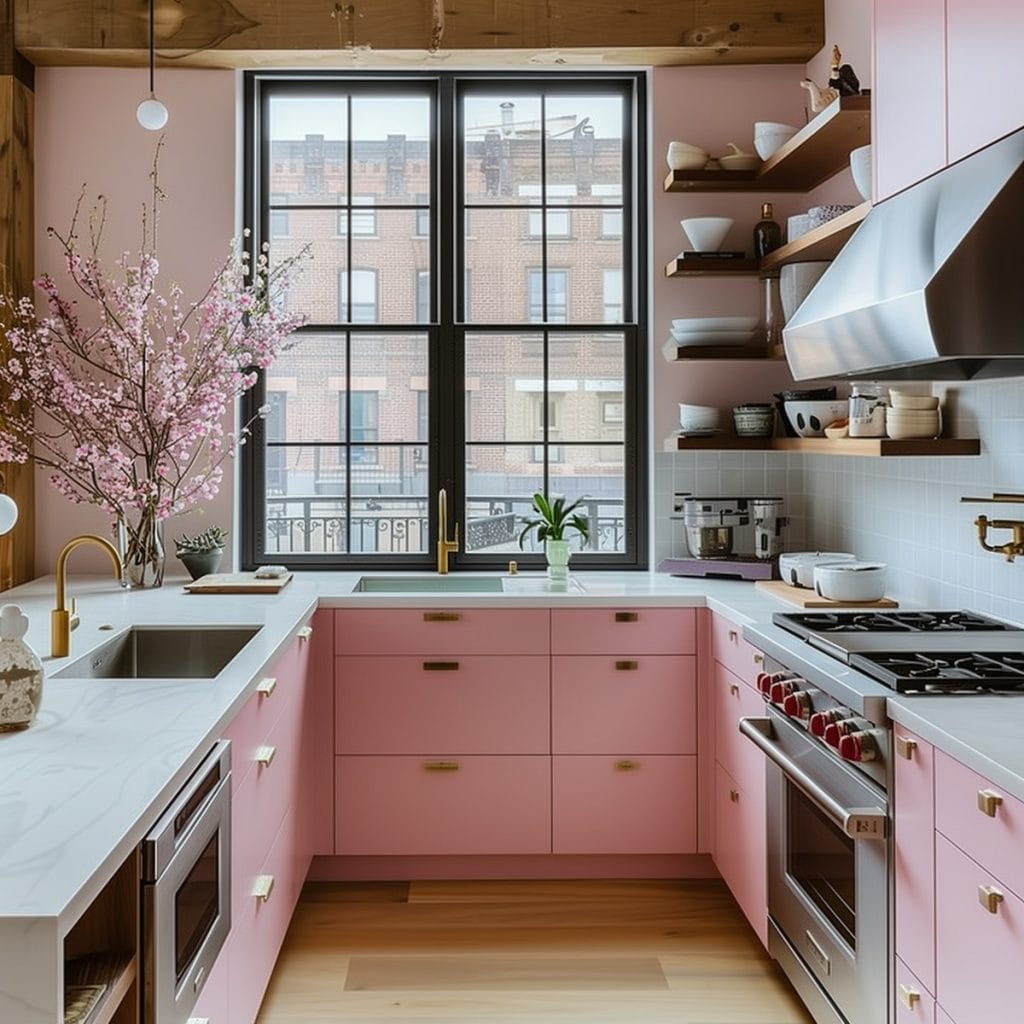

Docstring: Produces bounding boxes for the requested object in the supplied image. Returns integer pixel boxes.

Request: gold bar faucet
[436,488,459,574]
[52,535,124,657]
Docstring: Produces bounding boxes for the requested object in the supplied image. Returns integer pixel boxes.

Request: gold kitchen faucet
[436,488,460,574]
[52,536,124,657]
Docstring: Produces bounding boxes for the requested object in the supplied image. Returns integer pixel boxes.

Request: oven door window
[175,831,221,982]
[786,783,856,949]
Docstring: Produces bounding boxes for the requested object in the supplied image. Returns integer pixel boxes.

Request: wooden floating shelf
[64,953,137,1024]
[760,201,871,271]
[665,342,785,361]
[664,95,872,194]
[666,436,981,457]
[664,256,761,277]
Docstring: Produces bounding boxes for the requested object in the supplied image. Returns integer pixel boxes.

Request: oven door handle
[739,717,887,840]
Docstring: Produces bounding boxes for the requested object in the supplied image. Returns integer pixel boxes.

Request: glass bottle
[753,202,783,258]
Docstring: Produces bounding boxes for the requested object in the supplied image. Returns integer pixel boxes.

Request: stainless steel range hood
[783,126,1024,381]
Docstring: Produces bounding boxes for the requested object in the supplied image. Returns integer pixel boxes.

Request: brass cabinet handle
[729,789,739,803]
[253,875,275,902]
[729,683,739,697]
[978,884,1004,914]
[256,676,277,697]
[615,759,640,771]
[423,661,460,671]
[297,625,313,640]
[256,744,276,767]
[615,660,639,671]
[895,735,918,760]
[614,611,638,622]
[898,984,921,1010]
[423,760,460,771]
[977,788,1004,817]
[423,611,461,622]
[728,629,738,643]
[752,653,764,666]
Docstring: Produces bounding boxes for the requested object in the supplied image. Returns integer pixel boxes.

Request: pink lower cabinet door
[551,655,696,754]
[335,755,551,854]
[935,834,1024,1024]
[552,755,697,854]
[712,761,767,948]
[709,613,765,688]
[551,608,696,655]
[896,957,935,1024]
[712,661,766,793]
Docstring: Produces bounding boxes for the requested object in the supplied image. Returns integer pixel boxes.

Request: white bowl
[778,551,857,588]
[671,316,759,331]
[849,144,872,202]
[753,123,797,159]
[780,261,830,321]
[813,562,887,603]
[783,399,847,437]
[680,217,734,252]
[668,140,707,154]
[754,121,798,136]
[667,148,709,171]
[719,152,760,171]
[678,403,720,430]
[889,389,940,410]
[886,408,941,423]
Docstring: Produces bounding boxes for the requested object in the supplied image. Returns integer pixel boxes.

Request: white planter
[545,539,572,585]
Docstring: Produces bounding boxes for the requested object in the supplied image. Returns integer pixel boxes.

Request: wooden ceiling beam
[14,0,824,67]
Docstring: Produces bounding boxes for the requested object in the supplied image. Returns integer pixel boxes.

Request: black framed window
[242,71,647,569]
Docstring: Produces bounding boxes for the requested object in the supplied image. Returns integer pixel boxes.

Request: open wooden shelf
[666,435,981,457]
[665,435,775,451]
[760,201,871,271]
[664,341,785,361]
[64,954,137,1024]
[664,256,761,277]
[664,95,872,193]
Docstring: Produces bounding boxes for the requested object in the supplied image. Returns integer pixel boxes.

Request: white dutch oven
[778,551,857,588]
[813,561,888,602]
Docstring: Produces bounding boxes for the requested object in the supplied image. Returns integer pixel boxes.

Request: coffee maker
[658,495,788,580]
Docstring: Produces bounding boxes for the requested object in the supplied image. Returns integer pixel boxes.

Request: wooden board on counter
[755,578,899,608]
[184,572,293,594]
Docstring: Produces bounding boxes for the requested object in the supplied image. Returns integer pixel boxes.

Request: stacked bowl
[886,389,941,438]
[753,121,798,160]
[678,403,720,435]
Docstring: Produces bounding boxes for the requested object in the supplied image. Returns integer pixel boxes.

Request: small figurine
[828,44,861,97]
[800,78,839,113]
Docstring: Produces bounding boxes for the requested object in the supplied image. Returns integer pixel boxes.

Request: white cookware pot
[778,551,857,588]
[813,561,888,602]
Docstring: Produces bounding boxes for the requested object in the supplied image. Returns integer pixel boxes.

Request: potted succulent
[518,493,590,583]
[174,526,228,581]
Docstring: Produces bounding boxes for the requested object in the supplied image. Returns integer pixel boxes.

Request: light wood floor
[256,879,814,1023]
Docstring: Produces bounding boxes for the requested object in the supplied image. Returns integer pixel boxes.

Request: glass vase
[545,538,572,588]
[116,508,166,589]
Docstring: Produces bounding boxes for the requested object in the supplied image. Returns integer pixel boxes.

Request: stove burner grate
[850,651,1024,693]
[777,610,1023,636]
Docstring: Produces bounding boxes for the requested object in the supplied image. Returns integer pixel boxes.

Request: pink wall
[806,0,873,96]
[33,68,237,574]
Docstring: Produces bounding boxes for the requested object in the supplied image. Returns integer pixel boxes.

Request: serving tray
[755,578,898,608]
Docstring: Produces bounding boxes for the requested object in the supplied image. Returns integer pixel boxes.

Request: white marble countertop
[2,568,1023,934]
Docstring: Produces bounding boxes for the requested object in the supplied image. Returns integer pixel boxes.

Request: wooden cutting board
[184,572,293,594]
[755,578,898,608]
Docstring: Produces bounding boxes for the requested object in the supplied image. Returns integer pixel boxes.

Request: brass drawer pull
[256,744,277,767]
[423,661,460,671]
[615,759,640,771]
[253,875,275,902]
[895,735,918,760]
[423,760,460,772]
[423,611,461,622]
[898,984,921,1010]
[614,611,638,622]
[728,629,738,643]
[729,683,739,697]
[297,625,313,640]
[977,788,1003,817]
[729,789,739,803]
[256,676,277,697]
[615,660,639,671]
[978,884,1004,914]
[752,653,764,666]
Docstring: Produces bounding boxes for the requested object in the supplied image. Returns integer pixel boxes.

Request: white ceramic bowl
[886,407,941,439]
[778,551,857,588]
[780,261,830,321]
[754,120,797,136]
[667,140,707,154]
[813,561,887,603]
[783,399,848,437]
[667,149,709,171]
[680,217,734,252]
[787,213,812,242]
[719,152,761,171]
[678,403,720,431]
[753,122,797,160]
[849,144,872,202]
[889,389,940,411]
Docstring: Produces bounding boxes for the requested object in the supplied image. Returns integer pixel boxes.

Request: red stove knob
[769,679,799,704]
[839,731,878,763]
[783,691,812,720]
[823,719,857,748]
[810,708,850,738]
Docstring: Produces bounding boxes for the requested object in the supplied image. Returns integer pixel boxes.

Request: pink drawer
[336,655,549,755]
[896,957,935,1024]
[935,834,1024,1024]
[894,727,936,995]
[335,755,551,855]
[335,608,549,656]
[552,655,696,754]
[552,754,697,854]
[713,761,767,949]
[713,661,766,793]
[551,608,695,655]
[935,751,1024,900]
[710,613,765,689]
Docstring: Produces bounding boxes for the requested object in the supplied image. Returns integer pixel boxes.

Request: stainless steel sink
[52,626,261,679]
[353,575,506,593]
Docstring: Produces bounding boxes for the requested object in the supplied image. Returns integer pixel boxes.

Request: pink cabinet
[894,727,936,995]
[552,755,697,854]
[896,957,935,1024]
[712,661,765,794]
[873,0,947,199]
[709,614,764,688]
[551,608,696,655]
[551,655,696,754]
[335,755,551,855]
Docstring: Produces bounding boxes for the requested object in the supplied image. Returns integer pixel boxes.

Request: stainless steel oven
[142,740,231,1024]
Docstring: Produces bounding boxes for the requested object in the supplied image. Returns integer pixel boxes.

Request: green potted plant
[518,493,590,583]
[174,526,228,581]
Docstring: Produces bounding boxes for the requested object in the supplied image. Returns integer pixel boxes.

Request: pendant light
[136,0,168,130]
[0,473,18,536]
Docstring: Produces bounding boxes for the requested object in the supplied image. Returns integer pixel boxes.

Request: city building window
[269,193,290,237]
[528,269,569,323]
[602,269,623,323]
[338,269,379,324]
[337,194,377,235]
[416,270,431,323]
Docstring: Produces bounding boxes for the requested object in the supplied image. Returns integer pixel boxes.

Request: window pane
[463,95,542,205]
[351,96,432,204]
[464,446,545,553]
[464,209,542,323]
[350,447,429,554]
[544,95,624,204]
[338,269,379,323]
[347,332,429,442]
[465,332,545,443]
[269,96,347,205]
[264,446,347,553]
[550,446,626,553]
[268,210,347,323]
[264,333,346,443]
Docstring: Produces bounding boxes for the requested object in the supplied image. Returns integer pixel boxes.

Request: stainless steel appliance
[142,740,231,1024]
[741,609,1024,1024]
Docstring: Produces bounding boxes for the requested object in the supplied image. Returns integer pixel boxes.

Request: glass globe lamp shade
[137,96,169,131]
[0,493,18,536]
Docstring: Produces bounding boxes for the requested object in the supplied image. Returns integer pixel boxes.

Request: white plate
[671,316,759,332]
[672,331,760,347]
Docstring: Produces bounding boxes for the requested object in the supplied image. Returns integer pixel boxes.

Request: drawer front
[895,957,935,1024]
[710,613,765,688]
[335,755,551,855]
[894,727,936,995]
[551,655,696,754]
[552,754,697,854]
[551,608,695,655]
[935,834,1024,1024]
[713,761,767,949]
[935,750,1024,900]
[712,661,766,793]
[335,608,550,656]
[336,655,550,754]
